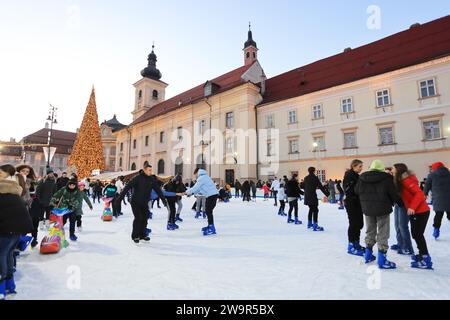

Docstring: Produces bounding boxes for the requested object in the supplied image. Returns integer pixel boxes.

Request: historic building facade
[114,16,450,184]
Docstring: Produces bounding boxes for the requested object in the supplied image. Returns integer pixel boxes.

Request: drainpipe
[255,105,259,180]
[127,126,132,170]
[204,99,213,176]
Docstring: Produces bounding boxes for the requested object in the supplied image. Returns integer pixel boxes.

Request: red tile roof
[22,128,77,154]
[260,15,450,106]
[131,63,255,126]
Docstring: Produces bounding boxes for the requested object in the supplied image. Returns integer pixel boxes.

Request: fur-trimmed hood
[0,178,23,196]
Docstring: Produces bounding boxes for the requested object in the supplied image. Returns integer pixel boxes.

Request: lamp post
[46,104,58,168]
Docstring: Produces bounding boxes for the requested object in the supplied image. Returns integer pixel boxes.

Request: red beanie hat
[431,162,445,171]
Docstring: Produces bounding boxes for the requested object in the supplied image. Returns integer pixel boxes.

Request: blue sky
[0,0,449,141]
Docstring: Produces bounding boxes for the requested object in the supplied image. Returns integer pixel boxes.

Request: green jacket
[51,188,83,215]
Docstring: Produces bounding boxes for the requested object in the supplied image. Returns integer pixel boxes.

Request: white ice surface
[13,197,450,300]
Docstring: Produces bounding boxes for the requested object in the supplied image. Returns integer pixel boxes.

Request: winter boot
[294,217,302,225]
[377,251,396,269]
[145,228,152,237]
[176,214,183,222]
[411,255,433,270]
[203,224,217,236]
[69,235,78,242]
[287,216,295,224]
[348,243,365,256]
[312,223,324,231]
[390,244,400,250]
[31,238,38,249]
[433,228,440,239]
[0,280,5,301]
[364,247,376,263]
[5,276,16,296]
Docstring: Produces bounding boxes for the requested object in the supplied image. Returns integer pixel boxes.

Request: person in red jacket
[393,163,433,269]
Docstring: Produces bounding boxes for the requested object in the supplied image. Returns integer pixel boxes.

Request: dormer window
[204,81,220,97]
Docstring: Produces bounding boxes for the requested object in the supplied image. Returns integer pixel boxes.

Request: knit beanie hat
[369,160,385,172]
[431,162,445,171]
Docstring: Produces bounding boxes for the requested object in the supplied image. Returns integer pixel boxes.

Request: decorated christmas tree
[69,87,105,178]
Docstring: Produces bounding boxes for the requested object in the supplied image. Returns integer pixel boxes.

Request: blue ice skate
[5,276,16,296]
[294,217,302,225]
[176,214,183,222]
[390,244,400,250]
[433,228,440,240]
[167,223,179,230]
[195,212,201,219]
[411,255,433,270]
[347,243,365,256]
[19,235,33,252]
[364,248,376,263]
[287,217,295,224]
[203,224,216,236]
[70,235,78,242]
[202,211,207,219]
[312,223,324,231]
[377,251,396,269]
[307,221,313,229]
[0,280,5,301]
[145,228,152,236]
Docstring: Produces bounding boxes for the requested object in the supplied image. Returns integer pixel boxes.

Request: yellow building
[115,16,450,184]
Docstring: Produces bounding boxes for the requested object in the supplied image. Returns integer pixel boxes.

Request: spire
[244,22,257,49]
[141,42,162,80]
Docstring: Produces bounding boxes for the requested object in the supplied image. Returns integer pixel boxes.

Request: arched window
[157,159,165,175]
[119,157,122,167]
[253,52,256,59]
[152,90,158,99]
[174,157,183,176]
[131,163,136,170]
[246,52,250,59]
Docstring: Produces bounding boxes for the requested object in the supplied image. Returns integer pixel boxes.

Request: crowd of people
[1,157,449,299]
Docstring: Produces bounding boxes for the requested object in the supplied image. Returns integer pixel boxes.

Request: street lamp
[46,104,58,168]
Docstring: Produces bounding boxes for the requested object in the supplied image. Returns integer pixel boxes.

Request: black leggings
[433,211,450,229]
[242,192,251,202]
[63,212,77,237]
[345,201,364,244]
[288,199,298,218]
[279,200,285,213]
[308,204,319,223]
[167,198,177,224]
[205,195,218,226]
[410,211,430,256]
[76,215,82,227]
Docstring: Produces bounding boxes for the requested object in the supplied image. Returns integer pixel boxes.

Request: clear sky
[0,0,449,141]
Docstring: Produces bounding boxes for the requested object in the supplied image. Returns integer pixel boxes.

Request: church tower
[243,23,258,66]
[132,44,168,121]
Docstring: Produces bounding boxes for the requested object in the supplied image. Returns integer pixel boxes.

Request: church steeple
[141,43,162,80]
[243,23,258,66]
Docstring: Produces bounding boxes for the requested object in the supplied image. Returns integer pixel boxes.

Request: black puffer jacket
[36,177,57,206]
[424,166,450,212]
[303,173,329,206]
[0,179,33,235]
[285,179,304,198]
[355,171,402,217]
[117,171,166,206]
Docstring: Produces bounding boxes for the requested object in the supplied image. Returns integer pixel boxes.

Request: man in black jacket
[36,168,57,229]
[115,163,166,243]
[355,160,403,269]
[303,167,329,231]
[56,172,69,191]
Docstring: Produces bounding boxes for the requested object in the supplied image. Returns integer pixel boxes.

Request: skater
[0,164,33,300]
[285,174,304,224]
[303,167,329,231]
[103,180,118,217]
[234,179,241,198]
[115,163,167,243]
[92,180,103,204]
[75,182,93,231]
[343,160,365,256]
[16,164,36,207]
[393,163,433,269]
[423,162,450,240]
[115,176,125,215]
[355,160,403,269]
[277,183,287,216]
[327,179,336,203]
[262,183,270,201]
[35,168,57,229]
[194,195,207,219]
[250,180,257,202]
[336,180,344,210]
[183,168,219,235]
[241,180,251,202]
[271,178,280,206]
[56,172,69,191]
[172,175,187,222]
[50,178,83,242]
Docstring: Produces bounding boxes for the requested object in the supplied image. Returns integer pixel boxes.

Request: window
[138,90,142,100]
[288,110,297,124]
[289,139,299,154]
[343,132,357,148]
[133,139,137,149]
[119,157,122,167]
[204,83,212,97]
[376,89,391,107]
[152,90,158,99]
[246,52,250,59]
[120,142,123,152]
[379,126,394,145]
[131,163,136,170]
[253,52,256,59]
[423,119,441,140]
[177,127,183,141]
[267,141,273,156]
[145,136,149,147]
[312,104,323,119]
[226,137,233,154]
[266,114,274,128]
[159,131,165,143]
[317,170,326,183]
[419,79,436,98]
[341,98,353,114]
[226,112,234,128]
[313,136,326,151]
[157,159,165,175]
[199,120,206,135]
[110,147,116,156]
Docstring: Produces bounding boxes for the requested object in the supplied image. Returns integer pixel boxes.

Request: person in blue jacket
[183,168,219,235]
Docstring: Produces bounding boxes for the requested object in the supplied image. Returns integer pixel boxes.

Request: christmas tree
[69,87,105,178]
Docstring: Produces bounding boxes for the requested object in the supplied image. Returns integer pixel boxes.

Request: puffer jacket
[424,166,450,212]
[401,174,430,214]
[0,179,33,235]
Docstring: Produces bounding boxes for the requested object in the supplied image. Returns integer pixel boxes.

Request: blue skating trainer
[0,280,5,301]
[307,221,313,229]
[364,248,376,263]
[411,255,433,270]
[203,225,216,236]
[70,235,78,242]
[287,217,295,224]
[377,251,396,269]
[312,223,324,231]
[176,214,183,222]
[5,276,16,296]
[433,228,440,239]
[347,243,365,256]
[294,217,302,225]
[145,228,152,236]
[195,212,201,219]
[167,223,179,230]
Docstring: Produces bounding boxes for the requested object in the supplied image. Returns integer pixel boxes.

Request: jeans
[0,234,20,280]
[393,205,414,252]
[176,199,183,215]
